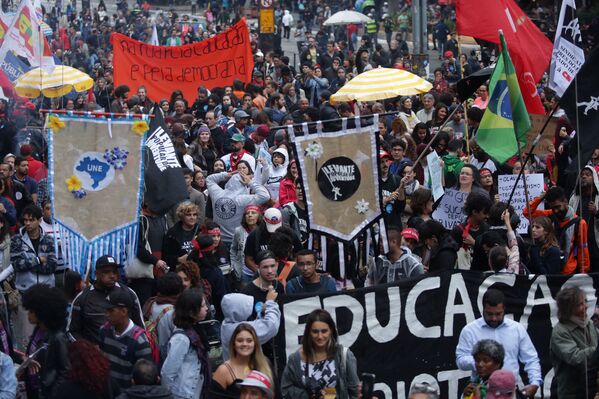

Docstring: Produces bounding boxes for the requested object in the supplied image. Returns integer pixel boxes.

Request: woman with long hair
[411,123,431,146]
[407,188,434,230]
[397,97,420,133]
[211,324,273,398]
[278,160,299,207]
[427,103,449,133]
[231,206,263,288]
[281,309,359,399]
[192,170,208,197]
[529,216,561,274]
[479,168,498,202]
[190,126,219,174]
[551,286,598,398]
[20,284,70,399]
[53,340,113,398]
[161,288,211,399]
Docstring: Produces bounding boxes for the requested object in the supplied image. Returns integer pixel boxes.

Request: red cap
[444,50,454,58]
[401,228,419,241]
[256,124,270,137]
[379,151,392,159]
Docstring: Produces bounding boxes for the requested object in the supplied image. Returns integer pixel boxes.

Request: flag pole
[573,57,585,273]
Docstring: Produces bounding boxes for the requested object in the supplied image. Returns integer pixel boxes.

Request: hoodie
[207,172,270,244]
[115,385,173,399]
[220,293,280,360]
[569,165,599,262]
[262,147,289,201]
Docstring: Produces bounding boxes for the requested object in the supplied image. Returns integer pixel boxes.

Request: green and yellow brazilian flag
[475,32,531,164]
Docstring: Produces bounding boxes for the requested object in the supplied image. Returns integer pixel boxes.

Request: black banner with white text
[275,271,599,399]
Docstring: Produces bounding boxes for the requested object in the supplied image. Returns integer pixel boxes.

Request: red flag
[456,0,553,114]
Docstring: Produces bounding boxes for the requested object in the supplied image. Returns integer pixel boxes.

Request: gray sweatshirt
[207,172,270,244]
[220,293,281,359]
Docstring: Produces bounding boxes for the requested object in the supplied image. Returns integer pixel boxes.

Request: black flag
[143,107,188,215]
[456,66,493,102]
[562,46,599,173]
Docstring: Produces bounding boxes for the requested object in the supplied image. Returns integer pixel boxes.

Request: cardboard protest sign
[498,173,544,234]
[111,18,253,103]
[431,189,467,230]
[522,114,557,156]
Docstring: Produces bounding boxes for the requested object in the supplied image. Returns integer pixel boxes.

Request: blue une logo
[73,152,115,191]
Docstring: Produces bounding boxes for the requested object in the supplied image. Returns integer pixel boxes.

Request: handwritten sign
[498,173,544,234]
[523,114,557,156]
[426,151,444,202]
[111,18,254,103]
[431,189,467,230]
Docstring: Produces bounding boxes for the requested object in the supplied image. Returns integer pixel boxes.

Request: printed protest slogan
[498,173,544,234]
[431,189,467,230]
[275,271,599,399]
[111,18,254,103]
[289,122,382,242]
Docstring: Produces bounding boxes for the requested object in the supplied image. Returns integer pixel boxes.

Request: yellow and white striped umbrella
[14,65,94,98]
[331,67,433,103]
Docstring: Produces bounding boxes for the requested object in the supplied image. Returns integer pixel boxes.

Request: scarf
[186,326,211,398]
[26,327,48,393]
[570,315,588,329]
[229,149,249,171]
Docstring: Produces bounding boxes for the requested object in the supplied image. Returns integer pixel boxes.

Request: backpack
[144,305,173,363]
[131,325,161,365]
[557,217,590,274]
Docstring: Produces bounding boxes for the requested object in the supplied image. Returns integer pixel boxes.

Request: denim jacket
[161,330,204,399]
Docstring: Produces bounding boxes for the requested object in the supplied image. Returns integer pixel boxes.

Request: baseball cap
[104,289,134,310]
[264,208,283,233]
[444,50,454,58]
[237,371,273,399]
[379,151,392,160]
[255,50,264,57]
[230,133,246,143]
[401,227,419,241]
[95,255,123,270]
[234,109,250,121]
[486,370,516,399]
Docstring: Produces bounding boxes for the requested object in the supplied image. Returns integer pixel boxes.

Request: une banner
[276,270,599,399]
[49,115,145,277]
[111,18,254,103]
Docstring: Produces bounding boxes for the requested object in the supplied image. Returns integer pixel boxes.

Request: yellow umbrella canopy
[14,65,94,98]
[331,67,433,103]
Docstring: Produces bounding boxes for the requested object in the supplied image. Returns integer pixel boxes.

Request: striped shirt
[99,320,152,389]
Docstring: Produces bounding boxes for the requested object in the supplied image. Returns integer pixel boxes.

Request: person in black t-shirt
[242,250,285,315]
[379,151,404,229]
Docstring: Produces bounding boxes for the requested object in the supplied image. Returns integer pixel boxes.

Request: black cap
[95,255,122,270]
[104,290,133,310]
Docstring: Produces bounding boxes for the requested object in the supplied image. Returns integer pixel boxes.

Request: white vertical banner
[549,0,585,97]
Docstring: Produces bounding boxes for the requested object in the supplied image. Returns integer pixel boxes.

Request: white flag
[549,0,585,97]
[150,24,159,46]
[0,0,55,70]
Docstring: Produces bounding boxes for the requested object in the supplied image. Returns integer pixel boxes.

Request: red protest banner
[111,18,254,103]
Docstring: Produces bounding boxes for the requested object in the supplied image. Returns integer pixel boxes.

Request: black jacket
[37,330,70,399]
[67,283,144,344]
[428,235,459,273]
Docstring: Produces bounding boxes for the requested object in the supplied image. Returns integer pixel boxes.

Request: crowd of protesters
[0,0,599,398]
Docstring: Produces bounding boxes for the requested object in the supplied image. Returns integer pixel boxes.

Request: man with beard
[328,67,347,93]
[456,289,541,398]
[569,166,599,271]
[524,186,590,274]
[68,255,144,344]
